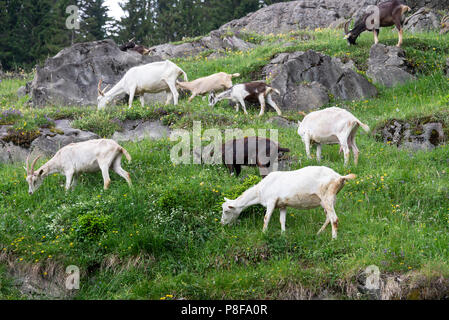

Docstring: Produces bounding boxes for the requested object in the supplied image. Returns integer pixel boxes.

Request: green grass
[0,29,449,299]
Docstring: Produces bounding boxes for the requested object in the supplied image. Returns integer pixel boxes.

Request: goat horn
[344,19,351,34]
[26,154,30,174]
[442,15,449,25]
[30,156,41,174]
[98,79,104,96]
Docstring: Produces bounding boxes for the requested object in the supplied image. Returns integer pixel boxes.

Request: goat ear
[38,169,44,176]
[297,120,301,126]
[224,197,230,202]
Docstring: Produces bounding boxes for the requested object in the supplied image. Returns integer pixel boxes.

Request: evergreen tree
[78,0,111,41]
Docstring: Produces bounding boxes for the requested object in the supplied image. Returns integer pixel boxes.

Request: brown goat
[345,0,411,47]
[221,136,290,177]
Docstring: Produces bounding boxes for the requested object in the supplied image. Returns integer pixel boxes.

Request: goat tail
[231,73,241,78]
[342,173,357,181]
[120,147,132,163]
[178,67,188,82]
[357,121,370,133]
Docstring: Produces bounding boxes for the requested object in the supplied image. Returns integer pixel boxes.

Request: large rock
[406,0,449,11]
[149,31,255,60]
[112,120,171,143]
[0,120,99,163]
[262,50,377,111]
[380,120,445,151]
[367,44,416,87]
[30,39,162,107]
[403,7,441,33]
[30,120,100,158]
[218,0,376,35]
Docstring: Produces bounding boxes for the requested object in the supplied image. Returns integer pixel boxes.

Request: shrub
[74,211,112,241]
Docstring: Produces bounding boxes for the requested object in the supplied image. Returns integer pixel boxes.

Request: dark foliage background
[0,0,289,71]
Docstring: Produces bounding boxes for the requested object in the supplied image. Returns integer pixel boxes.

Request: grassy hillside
[1,28,449,299]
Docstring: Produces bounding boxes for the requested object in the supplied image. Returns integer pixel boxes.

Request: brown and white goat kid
[345,0,411,47]
[208,81,282,116]
[25,139,132,194]
[176,72,240,102]
[221,166,356,239]
[297,107,370,166]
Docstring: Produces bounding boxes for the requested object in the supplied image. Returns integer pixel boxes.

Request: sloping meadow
[0,29,449,299]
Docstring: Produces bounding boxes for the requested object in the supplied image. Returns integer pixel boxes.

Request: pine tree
[78,0,111,41]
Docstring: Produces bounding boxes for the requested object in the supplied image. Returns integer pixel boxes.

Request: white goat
[208,81,282,116]
[176,72,240,102]
[297,107,370,166]
[221,166,356,239]
[97,60,188,110]
[25,139,132,194]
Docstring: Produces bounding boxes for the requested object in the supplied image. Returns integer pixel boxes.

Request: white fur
[297,107,370,166]
[176,72,240,102]
[25,139,132,194]
[221,166,356,239]
[97,60,188,109]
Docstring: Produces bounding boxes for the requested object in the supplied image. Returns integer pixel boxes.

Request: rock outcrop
[262,50,377,111]
[403,7,442,33]
[112,120,171,143]
[0,120,99,164]
[367,44,416,88]
[218,0,377,35]
[30,40,162,107]
[149,30,255,60]
[379,119,446,151]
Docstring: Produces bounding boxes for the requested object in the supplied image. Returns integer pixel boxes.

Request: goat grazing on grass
[297,107,370,166]
[344,0,411,47]
[25,139,132,194]
[176,72,240,102]
[221,166,356,238]
[97,60,188,110]
[220,136,290,177]
[208,81,282,116]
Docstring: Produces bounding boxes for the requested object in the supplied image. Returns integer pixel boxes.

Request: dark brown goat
[119,39,152,55]
[221,136,290,177]
[345,0,411,47]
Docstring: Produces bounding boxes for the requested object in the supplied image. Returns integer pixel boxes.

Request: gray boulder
[403,7,441,33]
[112,120,171,143]
[406,0,449,11]
[367,44,416,87]
[380,120,445,151]
[30,39,162,107]
[262,50,377,111]
[267,116,298,128]
[218,0,376,35]
[30,120,100,158]
[0,120,100,163]
[149,31,255,60]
